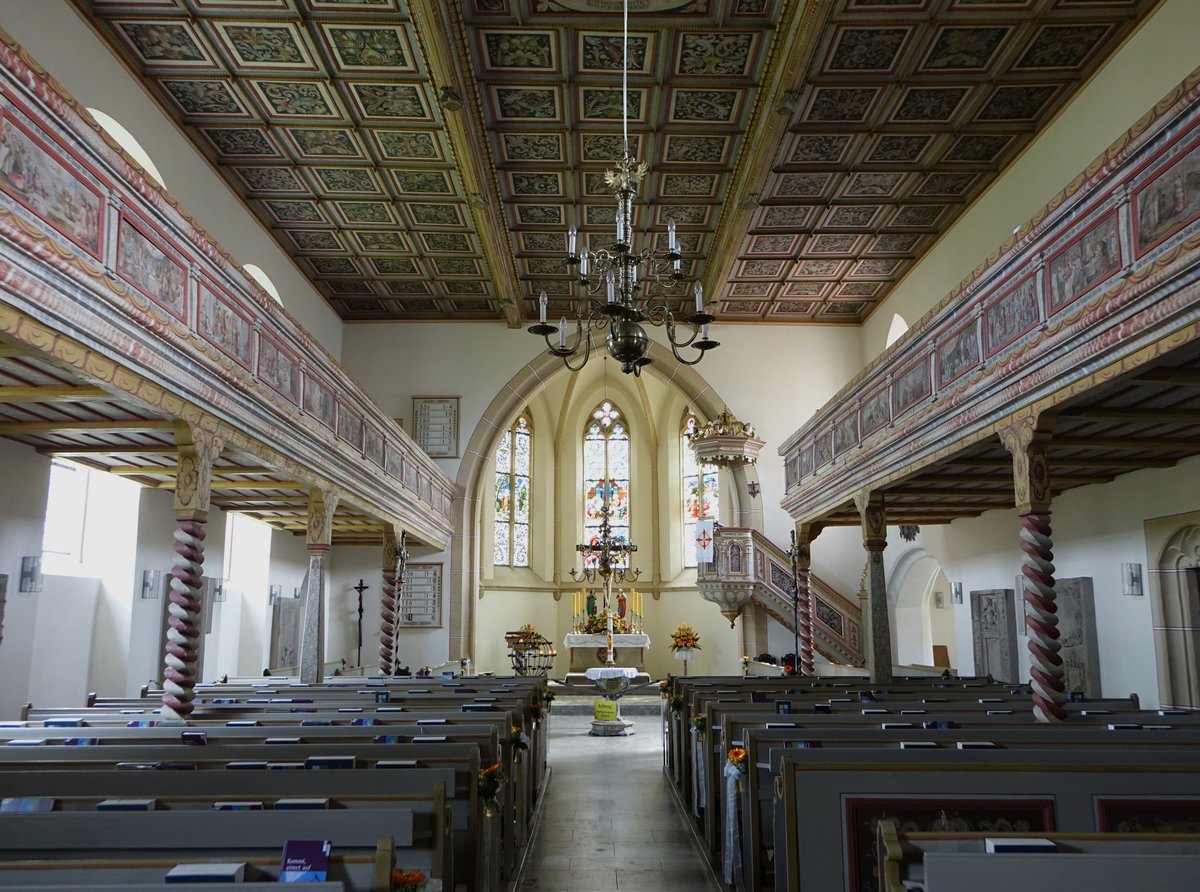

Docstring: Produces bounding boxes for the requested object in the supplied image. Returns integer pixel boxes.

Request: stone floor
[517,705,721,892]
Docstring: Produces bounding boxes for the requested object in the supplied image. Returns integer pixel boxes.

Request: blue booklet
[280,839,331,882]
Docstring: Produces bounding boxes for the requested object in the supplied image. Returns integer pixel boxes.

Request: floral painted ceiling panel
[73,0,1159,325]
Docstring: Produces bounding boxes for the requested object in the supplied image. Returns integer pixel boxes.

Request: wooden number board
[398,563,442,627]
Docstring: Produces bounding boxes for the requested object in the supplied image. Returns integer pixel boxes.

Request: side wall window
[583,401,630,567]
[493,414,531,567]
[682,415,719,567]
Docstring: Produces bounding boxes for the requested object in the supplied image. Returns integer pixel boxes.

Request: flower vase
[736,776,745,795]
[514,750,523,765]
[673,648,693,675]
[483,797,501,818]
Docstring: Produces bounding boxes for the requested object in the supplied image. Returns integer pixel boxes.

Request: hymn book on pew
[165,861,247,883]
[280,839,331,882]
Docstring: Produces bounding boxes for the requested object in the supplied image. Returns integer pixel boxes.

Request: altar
[564,633,651,672]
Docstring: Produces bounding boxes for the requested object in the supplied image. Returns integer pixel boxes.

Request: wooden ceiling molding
[73,0,1159,324]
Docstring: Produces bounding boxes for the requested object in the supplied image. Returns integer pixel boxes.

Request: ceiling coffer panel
[76,0,1160,324]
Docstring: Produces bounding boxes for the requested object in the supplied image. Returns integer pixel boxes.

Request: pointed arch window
[683,414,719,567]
[583,400,630,568]
[493,414,531,567]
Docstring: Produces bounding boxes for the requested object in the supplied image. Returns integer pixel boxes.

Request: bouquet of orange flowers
[478,762,506,799]
[727,746,749,775]
[510,725,529,751]
[692,713,706,733]
[670,624,701,651]
[392,868,426,892]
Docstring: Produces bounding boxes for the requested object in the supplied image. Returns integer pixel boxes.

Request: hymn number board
[412,397,459,458]
[398,563,442,628]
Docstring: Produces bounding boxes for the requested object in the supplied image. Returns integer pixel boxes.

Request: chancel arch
[450,340,762,673]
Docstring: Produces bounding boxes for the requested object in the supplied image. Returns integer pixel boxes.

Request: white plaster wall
[341,322,864,547]
[0,1,343,356]
[265,530,312,673]
[0,439,51,719]
[30,578,98,708]
[862,0,1200,356]
[912,454,1200,708]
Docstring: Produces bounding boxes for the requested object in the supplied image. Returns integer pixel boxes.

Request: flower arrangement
[392,868,426,892]
[669,694,684,713]
[512,623,540,651]
[478,762,505,800]
[670,624,702,652]
[659,679,669,697]
[582,610,629,634]
[727,746,749,775]
[416,665,432,677]
[543,691,555,710]
[740,655,750,671]
[510,725,529,751]
[691,713,706,734]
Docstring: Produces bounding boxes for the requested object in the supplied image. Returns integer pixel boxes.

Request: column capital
[854,490,887,552]
[306,488,340,552]
[999,410,1057,514]
[172,421,224,520]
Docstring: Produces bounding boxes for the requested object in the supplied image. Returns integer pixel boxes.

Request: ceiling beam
[1059,407,1200,424]
[158,479,305,491]
[705,0,824,296]
[408,0,522,329]
[1049,437,1200,453]
[1130,369,1200,386]
[0,419,172,435]
[0,386,112,404]
[39,445,178,456]
[104,464,278,477]
[0,344,28,358]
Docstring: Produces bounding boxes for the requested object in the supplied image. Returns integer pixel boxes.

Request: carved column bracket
[161,422,224,719]
[1000,412,1066,722]
[854,490,893,684]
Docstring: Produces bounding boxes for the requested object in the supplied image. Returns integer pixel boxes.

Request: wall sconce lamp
[19,555,42,594]
[747,481,760,498]
[268,584,283,605]
[952,582,964,605]
[1122,562,1144,597]
[141,569,162,600]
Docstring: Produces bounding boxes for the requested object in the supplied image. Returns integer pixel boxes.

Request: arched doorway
[1152,524,1200,709]
[888,547,955,671]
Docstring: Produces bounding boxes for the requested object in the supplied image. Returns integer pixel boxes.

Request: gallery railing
[780,66,1200,528]
[0,31,454,546]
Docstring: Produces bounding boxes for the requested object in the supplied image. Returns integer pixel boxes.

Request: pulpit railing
[697,527,863,665]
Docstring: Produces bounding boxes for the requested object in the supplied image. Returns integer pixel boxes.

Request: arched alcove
[1152,524,1200,709]
[446,339,761,665]
[887,546,955,670]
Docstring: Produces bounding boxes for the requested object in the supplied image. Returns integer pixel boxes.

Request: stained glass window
[682,415,719,567]
[583,401,630,568]
[493,414,531,567]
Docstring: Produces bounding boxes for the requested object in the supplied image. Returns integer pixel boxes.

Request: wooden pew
[773,748,1200,891]
[875,820,1200,892]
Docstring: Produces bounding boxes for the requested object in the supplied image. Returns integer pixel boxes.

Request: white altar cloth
[585,667,638,680]
[563,633,651,649]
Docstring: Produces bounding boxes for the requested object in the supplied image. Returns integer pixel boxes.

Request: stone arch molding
[887,546,943,609]
[1153,524,1200,709]
[445,339,762,661]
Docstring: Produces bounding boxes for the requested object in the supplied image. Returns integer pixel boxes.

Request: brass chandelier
[527,0,718,377]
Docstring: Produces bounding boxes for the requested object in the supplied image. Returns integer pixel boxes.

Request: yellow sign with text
[593,699,618,721]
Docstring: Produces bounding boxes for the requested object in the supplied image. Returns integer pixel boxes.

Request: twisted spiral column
[162,518,206,718]
[1021,511,1066,722]
[798,566,814,676]
[380,562,397,675]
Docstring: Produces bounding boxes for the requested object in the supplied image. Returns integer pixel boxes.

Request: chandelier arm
[554,326,594,371]
[665,316,701,350]
[669,340,710,366]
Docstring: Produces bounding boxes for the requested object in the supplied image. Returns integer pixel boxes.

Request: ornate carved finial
[439,85,463,111]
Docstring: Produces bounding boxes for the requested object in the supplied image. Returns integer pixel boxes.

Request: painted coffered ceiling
[73,0,1159,325]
